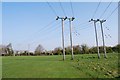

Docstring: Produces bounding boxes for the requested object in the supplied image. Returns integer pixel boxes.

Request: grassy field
[2,53,119,78]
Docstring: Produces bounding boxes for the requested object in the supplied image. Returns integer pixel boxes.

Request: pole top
[89,19,98,23]
[56,16,68,20]
[64,16,67,20]
[71,17,75,21]
[101,20,106,22]
[97,19,106,23]
[56,16,59,20]
[67,17,75,21]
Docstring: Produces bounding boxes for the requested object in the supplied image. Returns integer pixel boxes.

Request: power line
[104,25,112,38]
[30,27,61,45]
[73,24,94,43]
[73,22,89,32]
[74,20,89,27]
[92,0,102,18]
[30,21,69,45]
[99,0,113,19]
[59,0,66,16]
[74,22,90,30]
[42,21,61,33]
[29,20,56,37]
[99,1,120,41]
[36,21,61,35]
[105,2,120,20]
[30,21,64,44]
[20,20,56,43]
[37,20,56,33]
[70,0,74,17]
[29,19,69,51]
[73,23,92,36]
[44,22,61,34]
[79,24,92,30]
[73,27,90,36]
[46,1,58,16]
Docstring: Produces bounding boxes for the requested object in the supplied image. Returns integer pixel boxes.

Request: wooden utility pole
[56,16,67,60]
[97,19,107,58]
[89,19,100,59]
[67,17,75,60]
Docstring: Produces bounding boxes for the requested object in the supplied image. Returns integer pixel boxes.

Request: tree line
[0,44,119,56]
[51,44,119,55]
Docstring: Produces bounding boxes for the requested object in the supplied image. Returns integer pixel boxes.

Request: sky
[0,2,2,45]
[118,2,120,44]
[1,1,118,52]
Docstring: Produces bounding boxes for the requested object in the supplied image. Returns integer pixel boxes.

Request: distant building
[0,45,6,55]
[45,51,53,55]
[0,43,13,56]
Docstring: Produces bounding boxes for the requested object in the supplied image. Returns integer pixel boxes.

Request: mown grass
[0,57,2,79]
[2,53,119,78]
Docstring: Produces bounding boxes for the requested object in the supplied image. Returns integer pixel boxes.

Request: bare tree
[34,44,44,55]
[81,44,89,54]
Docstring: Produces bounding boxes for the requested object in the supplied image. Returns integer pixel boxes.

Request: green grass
[2,53,119,78]
[0,57,2,79]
